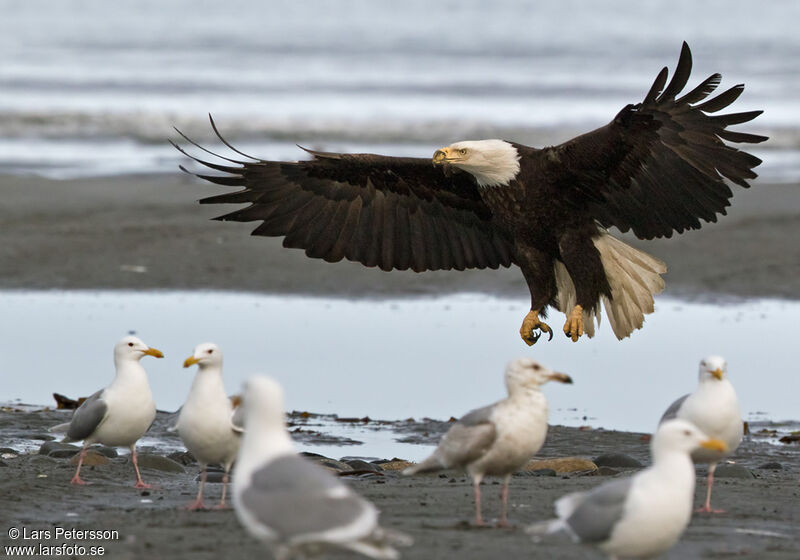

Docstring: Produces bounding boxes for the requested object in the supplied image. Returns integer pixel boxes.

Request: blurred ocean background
[1,0,798,179]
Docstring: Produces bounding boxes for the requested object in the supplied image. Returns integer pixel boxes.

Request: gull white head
[432,139,521,187]
[698,355,727,382]
[242,375,286,429]
[504,358,573,395]
[114,335,164,364]
[183,342,223,370]
[653,419,727,460]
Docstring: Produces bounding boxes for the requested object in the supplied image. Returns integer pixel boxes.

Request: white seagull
[51,335,164,487]
[660,355,743,513]
[177,342,241,510]
[233,376,411,560]
[529,419,727,559]
[402,358,572,526]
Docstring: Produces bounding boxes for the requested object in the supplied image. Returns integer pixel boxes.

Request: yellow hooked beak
[699,438,728,453]
[432,148,449,164]
[548,372,573,384]
[711,368,724,380]
[183,355,200,368]
[143,347,164,359]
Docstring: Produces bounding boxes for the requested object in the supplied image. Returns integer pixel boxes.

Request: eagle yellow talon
[520,310,553,346]
[563,305,584,342]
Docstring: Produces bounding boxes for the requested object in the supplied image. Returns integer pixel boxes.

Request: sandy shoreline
[2,173,799,300]
[1,407,798,559]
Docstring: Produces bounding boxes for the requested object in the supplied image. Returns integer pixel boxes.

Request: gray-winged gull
[177,342,241,510]
[402,358,572,526]
[659,355,742,513]
[50,335,164,487]
[233,376,411,560]
[529,419,727,559]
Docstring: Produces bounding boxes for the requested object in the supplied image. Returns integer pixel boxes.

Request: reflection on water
[1,291,797,437]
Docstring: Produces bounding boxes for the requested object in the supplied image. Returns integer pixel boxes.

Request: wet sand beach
[1,408,798,559]
[1,172,799,559]
[1,173,799,300]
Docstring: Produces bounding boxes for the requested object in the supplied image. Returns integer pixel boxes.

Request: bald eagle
[175,43,766,345]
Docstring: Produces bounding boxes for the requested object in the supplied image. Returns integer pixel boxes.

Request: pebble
[134,453,185,473]
[714,464,754,479]
[595,466,621,476]
[514,468,558,477]
[300,452,353,472]
[69,450,109,466]
[757,462,783,470]
[167,451,196,466]
[523,457,598,474]
[344,459,384,472]
[377,460,414,472]
[593,453,642,468]
[94,446,119,459]
[38,441,80,457]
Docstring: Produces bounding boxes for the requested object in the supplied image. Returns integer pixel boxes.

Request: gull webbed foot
[520,310,553,346]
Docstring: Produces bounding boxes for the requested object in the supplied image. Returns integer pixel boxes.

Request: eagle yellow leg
[520,310,553,346]
[563,305,584,342]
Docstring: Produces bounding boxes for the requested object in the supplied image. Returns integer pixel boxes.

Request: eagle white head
[432,139,521,188]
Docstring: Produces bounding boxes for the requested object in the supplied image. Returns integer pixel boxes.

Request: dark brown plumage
[175,42,766,345]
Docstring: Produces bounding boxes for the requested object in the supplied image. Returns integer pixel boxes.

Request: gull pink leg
[131,446,153,489]
[497,475,511,527]
[184,467,207,510]
[213,470,230,510]
[473,478,484,526]
[696,462,725,514]
[70,447,90,485]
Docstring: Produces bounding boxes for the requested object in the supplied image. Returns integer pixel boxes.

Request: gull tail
[401,454,445,476]
[344,528,413,560]
[554,230,666,340]
[49,422,70,433]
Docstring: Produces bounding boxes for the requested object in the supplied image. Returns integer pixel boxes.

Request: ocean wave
[1,110,794,150]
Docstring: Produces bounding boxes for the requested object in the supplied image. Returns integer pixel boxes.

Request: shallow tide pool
[2,291,797,437]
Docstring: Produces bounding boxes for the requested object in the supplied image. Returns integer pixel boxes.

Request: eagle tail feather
[594,232,666,339]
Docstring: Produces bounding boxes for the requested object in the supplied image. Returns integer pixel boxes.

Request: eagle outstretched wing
[546,41,767,240]
[174,121,514,273]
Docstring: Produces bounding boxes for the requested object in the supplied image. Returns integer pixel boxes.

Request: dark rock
[714,464,754,479]
[134,454,185,473]
[300,453,352,472]
[594,453,642,468]
[69,450,109,466]
[344,459,383,472]
[0,447,19,457]
[596,466,621,476]
[94,446,118,458]
[757,462,783,470]
[0,460,7,467]
[196,470,229,483]
[514,468,557,477]
[30,433,56,442]
[39,441,80,457]
[167,451,196,466]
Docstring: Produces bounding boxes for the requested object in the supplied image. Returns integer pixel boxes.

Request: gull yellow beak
[183,355,200,368]
[432,148,449,164]
[700,438,728,453]
[711,368,724,380]
[549,372,573,384]
[143,347,164,359]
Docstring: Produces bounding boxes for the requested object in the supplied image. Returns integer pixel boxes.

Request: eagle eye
[459,148,467,155]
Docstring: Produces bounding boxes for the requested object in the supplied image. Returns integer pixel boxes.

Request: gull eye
[128,342,134,347]
[683,430,691,436]
[207,349,213,354]
[533,364,541,371]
